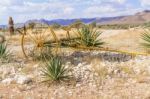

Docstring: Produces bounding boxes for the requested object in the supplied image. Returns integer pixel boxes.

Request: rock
[0,64,17,79]
[68,90,73,96]
[1,75,32,85]
[2,71,10,79]
[14,75,32,84]
[134,67,141,75]
[2,78,14,84]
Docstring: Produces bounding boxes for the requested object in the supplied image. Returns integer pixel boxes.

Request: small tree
[8,17,14,35]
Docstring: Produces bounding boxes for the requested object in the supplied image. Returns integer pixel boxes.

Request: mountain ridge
[1,10,150,28]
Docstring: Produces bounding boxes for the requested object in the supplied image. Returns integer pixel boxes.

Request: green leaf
[76,25,105,47]
[41,56,71,84]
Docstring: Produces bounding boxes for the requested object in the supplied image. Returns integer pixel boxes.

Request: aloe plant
[0,43,10,60]
[76,26,105,47]
[141,31,150,49]
[41,56,70,84]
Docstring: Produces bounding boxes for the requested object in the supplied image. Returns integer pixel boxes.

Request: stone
[14,75,32,84]
[2,78,14,84]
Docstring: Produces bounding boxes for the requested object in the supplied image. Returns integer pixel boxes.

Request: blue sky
[0,0,150,24]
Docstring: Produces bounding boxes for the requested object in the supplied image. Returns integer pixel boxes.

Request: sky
[0,0,150,24]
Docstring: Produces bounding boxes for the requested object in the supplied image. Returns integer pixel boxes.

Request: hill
[1,10,150,28]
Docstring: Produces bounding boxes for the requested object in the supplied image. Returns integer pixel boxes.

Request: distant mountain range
[100,10,150,25]
[16,18,96,28]
[1,10,150,29]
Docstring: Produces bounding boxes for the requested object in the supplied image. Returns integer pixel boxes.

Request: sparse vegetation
[143,22,150,28]
[76,25,105,47]
[61,26,72,39]
[0,10,150,99]
[141,30,150,49]
[70,20,84,29]
[0,43,11,61]
[98,24,132,29]
[28,22,36,29]
[41,56,71,84]
[25,26,54,60]
[94,65,108,78]
[97,22,150,29]
[51,23,61,29]
[89,21,97,28]
[29,47,52,61]
[0,22,150,98]
[0,34,5,43]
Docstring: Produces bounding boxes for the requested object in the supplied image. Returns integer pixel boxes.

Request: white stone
[2,78,14,84]
[77,63,83,67]
[14,75,32,84]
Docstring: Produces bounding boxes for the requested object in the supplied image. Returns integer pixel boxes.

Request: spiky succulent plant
[76,25,105,47]
[141,31,150,49]
[0,43,11,60]
[41,56,71,84]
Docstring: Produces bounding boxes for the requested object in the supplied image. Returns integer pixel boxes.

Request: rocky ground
[0,29,150,99]
[0,50,150,99]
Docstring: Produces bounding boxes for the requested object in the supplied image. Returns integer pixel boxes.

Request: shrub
[0,43,11,61]
[29,47,52,61]
[76,26,105,47]
[51,23,61,29]
[89,21,97,28]
[141,31,150,49]
[70,20,84,29]
[41,56,71,84]
[0,34,5,43]
[28,22,36,29]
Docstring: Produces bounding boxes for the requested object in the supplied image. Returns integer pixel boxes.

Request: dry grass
[92,58,108,77]
[5,28,147,53]
[103,29,146,53]
[0,28,150,99]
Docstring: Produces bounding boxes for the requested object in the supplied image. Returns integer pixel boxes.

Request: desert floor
[0,29,150,99]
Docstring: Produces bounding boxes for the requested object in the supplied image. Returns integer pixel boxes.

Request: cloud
[63,7,75,14]
[0,0,149,24]
[0,0,75,24]
[114,0,127,4]
[0,0,24,6]
[83,0,129,17]
[140,0,150,6]
[85,5,116,16]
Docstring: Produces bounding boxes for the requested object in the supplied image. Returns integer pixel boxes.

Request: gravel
[0,51,150,98]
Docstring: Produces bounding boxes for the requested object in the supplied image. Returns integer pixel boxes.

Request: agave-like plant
[41,56,71,84]
[0,43,10,60]
[141,31,150,49]
[76,25,105,47]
